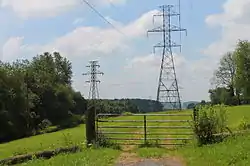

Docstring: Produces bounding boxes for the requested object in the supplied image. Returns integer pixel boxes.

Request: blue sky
[0,0,247,102]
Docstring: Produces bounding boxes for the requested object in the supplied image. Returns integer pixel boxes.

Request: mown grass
[0,125,86,159]
[136,133,250,165]
[227,105,250,129]
[18,148,120,166]
[173,133,250,166]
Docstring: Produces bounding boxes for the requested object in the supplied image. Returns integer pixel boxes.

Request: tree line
[209,40,250,105]
[0,52,163,143]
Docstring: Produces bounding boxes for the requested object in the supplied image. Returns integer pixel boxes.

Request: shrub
[122,112,133,116]
[59,114,85,129]
[193,104,228,146]
[237,116,250,130]
[38,119,52,130]
[95,132,121,150]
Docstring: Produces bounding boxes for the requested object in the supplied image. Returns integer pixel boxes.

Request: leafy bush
[39,126,60,134]
[38,119,52,130]
[193,104,228,146]
[59,114,85,129]
[95,132,121,150]
[237,116,250,130]
[122,112,133,116]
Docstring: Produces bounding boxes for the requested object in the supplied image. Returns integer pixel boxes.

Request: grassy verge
[0,125,86,159]
[172,133,250,166]
[136,133,250,165]
[18,148,120,166]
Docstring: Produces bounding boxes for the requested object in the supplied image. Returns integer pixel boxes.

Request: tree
[209,87,237,105]
[187,103,196,109]
[234,40,250,103]
[0,52,87,143]
[212,52,236,97]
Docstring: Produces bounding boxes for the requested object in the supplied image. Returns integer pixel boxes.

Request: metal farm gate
[96,113,194,146]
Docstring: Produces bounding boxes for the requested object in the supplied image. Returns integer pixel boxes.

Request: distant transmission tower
[83,60,104,100]
[147,4,187,110]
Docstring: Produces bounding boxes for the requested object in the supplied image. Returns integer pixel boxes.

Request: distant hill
[182,101,200,109]
[162,101,200,110]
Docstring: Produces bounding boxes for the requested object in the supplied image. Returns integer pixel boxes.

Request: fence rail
[98,126,192,129]
[100,132,194,135]
[96,113,194,146]
[98,120,191,122]
[97,113,192,117]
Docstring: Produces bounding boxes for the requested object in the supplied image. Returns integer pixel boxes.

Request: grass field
[1,105,250,165]
[137,133,250,166]
[19,149,120,166]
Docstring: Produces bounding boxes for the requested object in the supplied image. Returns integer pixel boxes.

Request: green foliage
[212,52,236,90]
[0,51,164,143]
[187,103,196,109]
[0,52,87,143]
[173,133,250,166]
[58,114,85,129]
[122,112,133,115]
[95,132,121,150]
[237,116,250,130]
[210,40,250,105]
[209,87,238,105]
[94,98,162,115]
[193,105,228,146]
[62,133,75,147]
[234,40,250,103]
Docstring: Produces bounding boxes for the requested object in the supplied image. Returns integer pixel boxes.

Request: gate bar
[98,131,193,135]
[97,113,192,117]
[98,126,192,129]
[108,137,192,140]
[97,120,191,122]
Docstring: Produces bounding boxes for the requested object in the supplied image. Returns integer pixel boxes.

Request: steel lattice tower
[83,60,104,100]
[147,4,187,110]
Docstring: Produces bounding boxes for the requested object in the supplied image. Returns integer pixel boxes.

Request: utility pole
[83,60,104,100]
[147,4,187,110]
[83,60,103,147]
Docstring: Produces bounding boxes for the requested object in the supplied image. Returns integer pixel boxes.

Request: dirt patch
[114,144,141,166]
[151,156,186,166]
[115,151,142,166]
[115,156,185,166]
[114,144,185,166]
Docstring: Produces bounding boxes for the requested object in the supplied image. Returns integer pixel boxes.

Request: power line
[81,0,125,35]
[82,81,149,87]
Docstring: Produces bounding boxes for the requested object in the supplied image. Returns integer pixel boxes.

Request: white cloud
[1,9,212,101]
[204,0,250,57]
[2,37,25,61]
[0,0,128,19]
[1,9,159,60]
[40,10,159,58]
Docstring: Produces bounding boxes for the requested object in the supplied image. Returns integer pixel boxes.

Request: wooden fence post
[193,107,198,121]
[144,115,147,144]
[85,104,96,148]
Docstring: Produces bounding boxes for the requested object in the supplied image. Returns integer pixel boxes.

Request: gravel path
[115,158,184,166]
